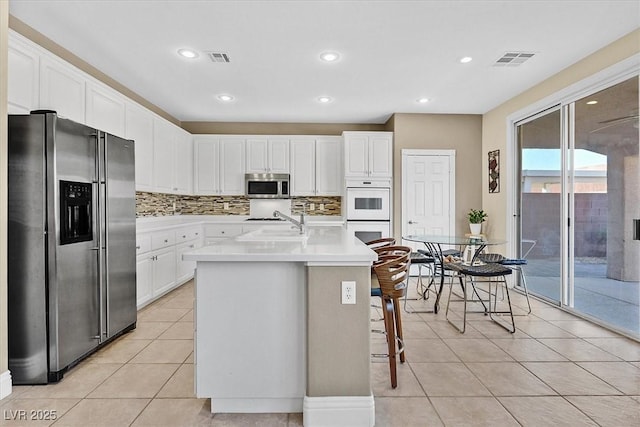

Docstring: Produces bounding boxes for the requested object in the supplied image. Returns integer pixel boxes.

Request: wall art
[488,149,500,193]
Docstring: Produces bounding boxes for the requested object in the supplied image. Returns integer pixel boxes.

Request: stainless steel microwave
[245,173,290,199]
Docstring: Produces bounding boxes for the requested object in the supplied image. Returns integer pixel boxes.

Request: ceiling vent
[493,52,535,67]
[207,52,231,63]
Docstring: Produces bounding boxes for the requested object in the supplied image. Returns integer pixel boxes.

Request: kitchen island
[183,225,377,427]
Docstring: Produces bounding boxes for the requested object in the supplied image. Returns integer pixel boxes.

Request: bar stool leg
[383,297,398,388]
[392,297,406,363]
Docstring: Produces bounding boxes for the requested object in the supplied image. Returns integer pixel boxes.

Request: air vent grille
[494,52,535,67]
[207,52,231,63]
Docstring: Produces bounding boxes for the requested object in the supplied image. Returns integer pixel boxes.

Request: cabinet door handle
[182,235,187,238]
[136,245,141,249]
[408,220,419,225]
[164,239,168,243]
[189,244,195,248]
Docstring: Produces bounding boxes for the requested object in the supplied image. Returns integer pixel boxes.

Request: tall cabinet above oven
[343,132,393,242]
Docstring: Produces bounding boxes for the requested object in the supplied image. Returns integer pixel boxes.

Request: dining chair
[478,239,536,315]
[371,246,411,388]
[445,262,516,333]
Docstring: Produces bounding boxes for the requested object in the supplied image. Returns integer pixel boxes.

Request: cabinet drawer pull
[182,235,187,238]
[164,239,168,243]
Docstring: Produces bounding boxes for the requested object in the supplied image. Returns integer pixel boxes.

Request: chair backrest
[521,239,536,259]
[373,246,411,298]
[365,237,396,250]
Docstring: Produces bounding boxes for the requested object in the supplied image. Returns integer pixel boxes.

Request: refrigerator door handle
[93,132,106,342]
[102,132,110,339]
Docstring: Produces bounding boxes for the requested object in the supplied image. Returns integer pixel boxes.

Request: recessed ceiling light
[319,51,340,62]
[460,56,473,63]
[178,48,199,59]
[586,100,598,105]
[217,94,234,102]
[317,96,333,103]
[417,97,430,104]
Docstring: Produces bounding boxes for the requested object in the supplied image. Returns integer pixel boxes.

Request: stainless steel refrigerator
[8,111,137,384]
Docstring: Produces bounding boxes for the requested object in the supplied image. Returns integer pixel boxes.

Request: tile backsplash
[136,192,341,217]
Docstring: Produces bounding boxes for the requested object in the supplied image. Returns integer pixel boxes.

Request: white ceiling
[8,0,640,124]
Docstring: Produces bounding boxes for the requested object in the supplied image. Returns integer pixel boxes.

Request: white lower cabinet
[152,247,178,297]
[136,247,177,308]
[136,224,203,309]
[135,255,153,308]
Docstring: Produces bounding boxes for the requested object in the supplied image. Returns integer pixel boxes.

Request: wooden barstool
[371,246,411,388]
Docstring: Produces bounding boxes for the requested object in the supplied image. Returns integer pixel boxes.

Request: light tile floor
[1,278,639,426]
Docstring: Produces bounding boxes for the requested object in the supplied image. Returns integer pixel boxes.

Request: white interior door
[402,150,455,251]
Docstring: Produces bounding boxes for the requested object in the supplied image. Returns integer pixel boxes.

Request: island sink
[235,227,309,242]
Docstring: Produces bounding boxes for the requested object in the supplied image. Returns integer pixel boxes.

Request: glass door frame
[506,55,639,312]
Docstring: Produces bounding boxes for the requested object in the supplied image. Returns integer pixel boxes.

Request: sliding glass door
[516,75,639,337]
[571,77,639,335]
[517,108,563,304]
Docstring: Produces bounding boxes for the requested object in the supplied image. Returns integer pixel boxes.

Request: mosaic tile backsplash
[136,192,341,218]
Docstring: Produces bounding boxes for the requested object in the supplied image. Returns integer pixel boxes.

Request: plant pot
[469,223,482,235]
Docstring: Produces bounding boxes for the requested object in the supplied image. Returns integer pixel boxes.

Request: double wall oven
[345,181,391,243]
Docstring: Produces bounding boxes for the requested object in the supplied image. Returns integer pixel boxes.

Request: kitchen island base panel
[303,395,375,427]
[195,262,306,410]
[210,397,303,413]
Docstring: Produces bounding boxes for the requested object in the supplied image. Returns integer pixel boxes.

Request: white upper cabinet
[39,55,86,124]
[246,137,289,173]
[290,136,342,196]
[9,31,196,195]
[219,138,245,194]
[7,35,39,114]
[153,118,176,193]
[152,120,192,195]
[343,131,393,178]
[194,136,245,195]
[290,138,316,196]
[85,81,126,137]
[125,103,154,191]
[315,137,342,195]
[173,127,193,194]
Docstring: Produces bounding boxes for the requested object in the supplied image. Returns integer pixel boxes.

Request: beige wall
[389,113,483,239]
[483,29,640,239]
[1,0,9,383]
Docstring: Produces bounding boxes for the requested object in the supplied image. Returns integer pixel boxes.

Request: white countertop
[183,226,375,264]
[136,214,344,232]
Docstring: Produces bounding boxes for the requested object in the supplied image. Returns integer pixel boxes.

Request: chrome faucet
[273,210,306,235]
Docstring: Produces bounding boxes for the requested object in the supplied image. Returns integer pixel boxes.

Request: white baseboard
[0,370,12,400]
[303,395,374,427]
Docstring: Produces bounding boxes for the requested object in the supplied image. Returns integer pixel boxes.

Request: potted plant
[467,209,487,234]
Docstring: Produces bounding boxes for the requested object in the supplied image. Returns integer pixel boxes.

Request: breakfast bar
[183,226,377,427]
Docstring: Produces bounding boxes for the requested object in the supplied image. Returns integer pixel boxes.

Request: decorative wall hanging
[488,149,500,193]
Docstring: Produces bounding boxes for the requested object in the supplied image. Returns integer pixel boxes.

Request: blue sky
[522,149,607,170]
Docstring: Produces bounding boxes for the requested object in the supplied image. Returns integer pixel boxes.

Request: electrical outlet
[223,202,230,210]
[319,203,325,211]
[309,203,315,211]
[341,281,356,305]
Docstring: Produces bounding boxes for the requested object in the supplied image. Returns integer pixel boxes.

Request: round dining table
[402,234,507,313]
